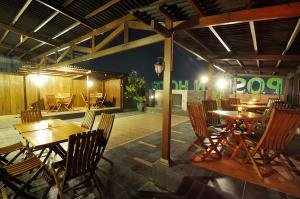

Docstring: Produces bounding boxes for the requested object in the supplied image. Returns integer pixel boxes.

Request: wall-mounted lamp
[87,80,94,88]
[154,57,164,77]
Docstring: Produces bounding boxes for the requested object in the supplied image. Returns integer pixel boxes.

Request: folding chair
[202,100,226,128]
[244,108,300,179]
[21,109,42,123]
[45,94,59,111]
[81,93,89,108]
[1,155,52,198]
[97,113,115,165]
[51,130,105,199]
[220,99,232,111]
[81,110,96,130]
[187,103,224,162]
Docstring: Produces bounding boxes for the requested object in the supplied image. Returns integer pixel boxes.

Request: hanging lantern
[154,57,164,77]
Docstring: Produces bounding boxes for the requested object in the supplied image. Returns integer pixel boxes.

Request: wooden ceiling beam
[0,0,32,43]
[19,42,45,59]
[216,54,300,61]
[40,34,164,69]
[33,0,95,30]
[226,66,295,73]
[94,24,124,52]
[187,0,205,16]
[6,36,29,56]
[0,22,57,46]
[175,2,300,30]
[0,43,35,55]
[85,0,120,19]
[275,18,300,68]
[182,30,213,54]
[127,21,152,31]
[33,14,134,61]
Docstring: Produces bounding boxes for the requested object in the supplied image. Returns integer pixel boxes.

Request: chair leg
[102,156,114,166]
[243,143,263,179]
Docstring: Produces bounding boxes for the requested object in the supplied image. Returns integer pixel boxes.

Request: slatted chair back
[202,100,220,126]
[46,94,57,107]
[256,109,300,153]
[81,110,96,130]
[66,93,75,109]
[81,93,88,107]
[221,99,232,111]
[97,113,115,148]
[98,93,106,106]
[262,101,291,125]
[63,130,105,183]
[21,109,42,123]
[229,98,240,106]
[187,103,209,139]
[266,98,280,107]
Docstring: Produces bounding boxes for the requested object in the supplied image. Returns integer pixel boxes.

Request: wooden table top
[209,110,263,121]
[240,101,267,105]
[232,104,269,109]
[13,119,69,133]
[14,119,87,147]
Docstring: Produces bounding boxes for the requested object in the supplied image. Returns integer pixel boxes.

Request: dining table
[231,104,269,111]
[13,119,87,162]
[209,110,264,159]
[240,101,267,105]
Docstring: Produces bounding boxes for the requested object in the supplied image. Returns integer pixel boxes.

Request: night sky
[77,30,209,89]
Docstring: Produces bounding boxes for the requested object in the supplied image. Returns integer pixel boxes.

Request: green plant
[124,70,146,103]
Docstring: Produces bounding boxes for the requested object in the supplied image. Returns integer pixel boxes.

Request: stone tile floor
[0,111,299,198]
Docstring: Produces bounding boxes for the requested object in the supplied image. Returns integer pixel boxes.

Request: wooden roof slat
[275,18,300,68]
[85,0,121,19]
[33,0,95,30]
[216,54,300,61]
[0,22,57,46]
[175,2,300,30]
[249,21,260,68]
[0,0,32,43]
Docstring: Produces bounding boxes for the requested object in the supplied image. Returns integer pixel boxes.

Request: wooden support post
[87,75,90,110]
[161,19,173,167]
[292,74,299,106]
[23,75,27,110]
[207,63,213,100]
[124,21,129,43]
[37,70,41,110]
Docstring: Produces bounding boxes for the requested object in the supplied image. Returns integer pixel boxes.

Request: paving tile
[208,172,245,199]
[243,182,288,199]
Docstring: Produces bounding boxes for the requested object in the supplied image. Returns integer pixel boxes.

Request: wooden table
[240,101,267,105]
[232,104,269,111]
[209,110,263,159]
[13,119,87,160]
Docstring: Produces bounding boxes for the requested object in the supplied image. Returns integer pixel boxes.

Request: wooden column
[124,21,129,43]
[161,19,173,167]
[207,63,213,100]
[23,75,27,110]
[87,75,90,110]
[292,74,299,106]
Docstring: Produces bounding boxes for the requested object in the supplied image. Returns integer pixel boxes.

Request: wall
[0,73,25,115]
[0,73,122,115]
[104,79,122,107]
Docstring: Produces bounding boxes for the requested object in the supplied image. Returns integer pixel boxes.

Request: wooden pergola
[0,0,300,167]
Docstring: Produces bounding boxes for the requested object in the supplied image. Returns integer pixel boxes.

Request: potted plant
[124,70,146,111]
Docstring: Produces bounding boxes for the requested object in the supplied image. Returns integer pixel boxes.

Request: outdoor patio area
[0,111,299,198]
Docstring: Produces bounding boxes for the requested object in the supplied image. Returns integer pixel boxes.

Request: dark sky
[76,30,209,89]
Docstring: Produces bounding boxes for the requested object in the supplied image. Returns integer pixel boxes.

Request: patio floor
[0,111,299,198]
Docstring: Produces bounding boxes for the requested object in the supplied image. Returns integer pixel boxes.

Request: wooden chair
[187,103,224,162]
[262,101,292,126]
[220,99,232,111]
[81,92,89,108]
[81,110,96,130]
[51,130,105,199]
[58,94,75,111]
[1,156,52,198]
[21,109,42,123]
[0,142,26,166]
[202,100,224,128]
[97,113,115,165]
[98,93,106,107]
[90,94,98,107]
[45,94,58,111]
[228,98,240,106]
[244,108,300,179]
